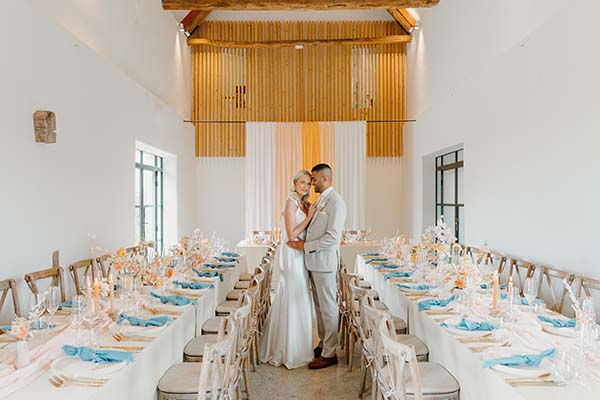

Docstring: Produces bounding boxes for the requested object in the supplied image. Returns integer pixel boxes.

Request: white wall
[0,1,196,320]
[195,158,404,246]
[402,0,600,277]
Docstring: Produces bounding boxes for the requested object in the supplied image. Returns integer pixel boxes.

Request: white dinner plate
[484,348,552,378]
[397,286,429,295]
[51,355,127,379]
[442,316,495,338]
[540,324,577,338]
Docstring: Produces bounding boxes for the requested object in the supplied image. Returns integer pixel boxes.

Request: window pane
[157,172,163,206]
[457,149,464,162]
[136,150,142,164]
[442,153,455,166]
[156,206,163,253]
[143,170,154,206]
[435,171,442,204]
[143,206,155,242]
[436,206,442,221]
[458,207,464,244]
[143,151,154,166]
[135,169,141,206]
[135,207,141,243]
[457,167,464,204]
[443,169,455,205]
[442,206,456,237]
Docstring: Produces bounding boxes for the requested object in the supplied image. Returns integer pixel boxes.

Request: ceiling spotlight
[295,44,304,50]
[178,23,185,32]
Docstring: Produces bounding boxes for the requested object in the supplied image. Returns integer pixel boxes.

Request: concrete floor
[249,348,366,400]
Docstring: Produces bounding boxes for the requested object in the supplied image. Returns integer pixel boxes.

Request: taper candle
[492,270,499,309]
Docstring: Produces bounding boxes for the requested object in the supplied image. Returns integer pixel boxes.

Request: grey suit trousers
[308,270,339,358]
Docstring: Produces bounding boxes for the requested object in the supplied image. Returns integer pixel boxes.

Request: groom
[287,163,346,369]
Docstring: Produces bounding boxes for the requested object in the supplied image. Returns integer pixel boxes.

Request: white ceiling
[171,10,393,23]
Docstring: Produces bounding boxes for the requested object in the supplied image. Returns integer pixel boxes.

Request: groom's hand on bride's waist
[286,239,305,251]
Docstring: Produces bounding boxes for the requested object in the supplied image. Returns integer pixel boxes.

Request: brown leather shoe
[308,355,338,370]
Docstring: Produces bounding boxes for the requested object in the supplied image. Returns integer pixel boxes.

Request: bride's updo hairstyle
[291,169,311,209]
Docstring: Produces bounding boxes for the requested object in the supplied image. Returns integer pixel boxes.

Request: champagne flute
[46,286,61,328]
[523,278,538,311]
[28,292,46,330]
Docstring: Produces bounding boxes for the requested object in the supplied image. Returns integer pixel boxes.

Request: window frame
[435,149,464,243]
[135,149,164,254]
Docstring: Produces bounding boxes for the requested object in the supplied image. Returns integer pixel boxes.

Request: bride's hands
[307,202,318,220]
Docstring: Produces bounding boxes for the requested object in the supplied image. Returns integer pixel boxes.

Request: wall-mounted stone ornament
[33,110,56,143]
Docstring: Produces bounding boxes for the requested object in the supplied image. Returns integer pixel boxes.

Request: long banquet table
[356,255,600,400]
[1,258,242,400]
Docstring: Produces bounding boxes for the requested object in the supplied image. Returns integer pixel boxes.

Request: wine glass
[46,286,61,328]
[523,278,538,311]
[28,292,46,330]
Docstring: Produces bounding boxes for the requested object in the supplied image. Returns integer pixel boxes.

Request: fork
[471,340,511,353]
[49,375,107,388]
[112,333,154,342]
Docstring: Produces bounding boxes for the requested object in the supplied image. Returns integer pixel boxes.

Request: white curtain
[334,121,366,230]
[245,122,302,238]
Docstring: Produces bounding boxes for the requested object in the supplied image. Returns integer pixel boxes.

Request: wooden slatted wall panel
[192,21,406,157]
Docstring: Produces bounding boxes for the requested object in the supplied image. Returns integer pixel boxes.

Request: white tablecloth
[339,242,380,272]
[236,241,280,281]
[3,261,243,400]
[356,255,600,400]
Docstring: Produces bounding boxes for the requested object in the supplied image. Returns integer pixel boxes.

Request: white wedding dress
[260,197,314,369]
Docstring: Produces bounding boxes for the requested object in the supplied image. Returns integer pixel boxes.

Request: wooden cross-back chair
[69,258,103,296]
[0,278,21,320]
[465,246,508,275]
[576,276,600,322]
[23,251,66,303]
[95,254,112,277]
[125,245,141,257]
[507,258,536,295]
[537,265,575,316]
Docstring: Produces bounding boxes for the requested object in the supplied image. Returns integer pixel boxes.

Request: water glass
[523,278,538,311]
[28,292,46,330]
[46,286,61,327]
[553,349,578,383]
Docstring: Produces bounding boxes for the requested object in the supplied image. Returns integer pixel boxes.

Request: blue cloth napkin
[538,315,576,328]
[384,271,413,280]
[63,345,134,364]
[118,313,172,327]
[480,283,508,290]
[441,317,495,331]
[374,264,401,270]
[221,251,240,258]
[60,300,74,308]
[418,295,456,311]
[499,293,529,305]
[215,256,239,263]
[203,263,236,270]
[397,283,432,291]
[365,258,390,264]
[30,320,50,330]
[0,325,11,332]
[192,268,224,282]
[482,348,556,369]
[362,253,382,257]
[150,291,197,306]
[173,280,215,290]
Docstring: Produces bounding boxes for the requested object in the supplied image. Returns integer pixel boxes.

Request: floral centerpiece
[8,317,33,368]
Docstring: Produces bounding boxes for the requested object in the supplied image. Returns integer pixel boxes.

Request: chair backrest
[537,266,575,316]
[360,295,389,357]
[466,246,507,275]
[507,258,536,295]
[69,258,103,296]
[95,254,112,277]
[24,251,66,303]
[232,294,253,353]
[379,317,423,400]
[197,319,239,400]
[576,276,600,322]
[0,279,21,318]
[125,246,141,257]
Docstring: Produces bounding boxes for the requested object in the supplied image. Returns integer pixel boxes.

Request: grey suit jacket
[304,189,347,273]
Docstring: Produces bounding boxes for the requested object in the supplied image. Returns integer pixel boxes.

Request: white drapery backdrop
[245,121,366,237]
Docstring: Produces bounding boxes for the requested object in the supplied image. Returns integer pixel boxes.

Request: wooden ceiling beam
[180,10,211,33]
[187,34,411,48]
[387,8,416,33]
[163,0,439,11]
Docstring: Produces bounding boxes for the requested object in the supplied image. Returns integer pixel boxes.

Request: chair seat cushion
[239,273,253,281]
[396,334,428,360]
[158,363,201,395]
[226,289,243,300]
[392,316,407,334]
[184,335,220,360]
[235,281,251,289]
[216,300,240,315]
[202,316,226,334]
[357,280,372,289]
[380,362,460,396]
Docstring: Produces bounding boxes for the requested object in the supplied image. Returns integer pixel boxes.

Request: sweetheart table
[356,255,600,400]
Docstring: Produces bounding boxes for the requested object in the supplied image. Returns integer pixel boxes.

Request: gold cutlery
[470,341,510,353]
[425,309,455,316]
[99,345,145,352]
[112,333,154,342]
[143,305,182,317]
[457,334,493,343]
[49,374,107,388]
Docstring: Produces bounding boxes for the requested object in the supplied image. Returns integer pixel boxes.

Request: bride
[260,169,318,369]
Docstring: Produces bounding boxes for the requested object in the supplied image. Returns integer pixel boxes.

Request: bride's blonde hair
[291,169,311,209]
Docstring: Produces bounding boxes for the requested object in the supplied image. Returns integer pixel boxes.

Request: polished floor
[250,348,365,399]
